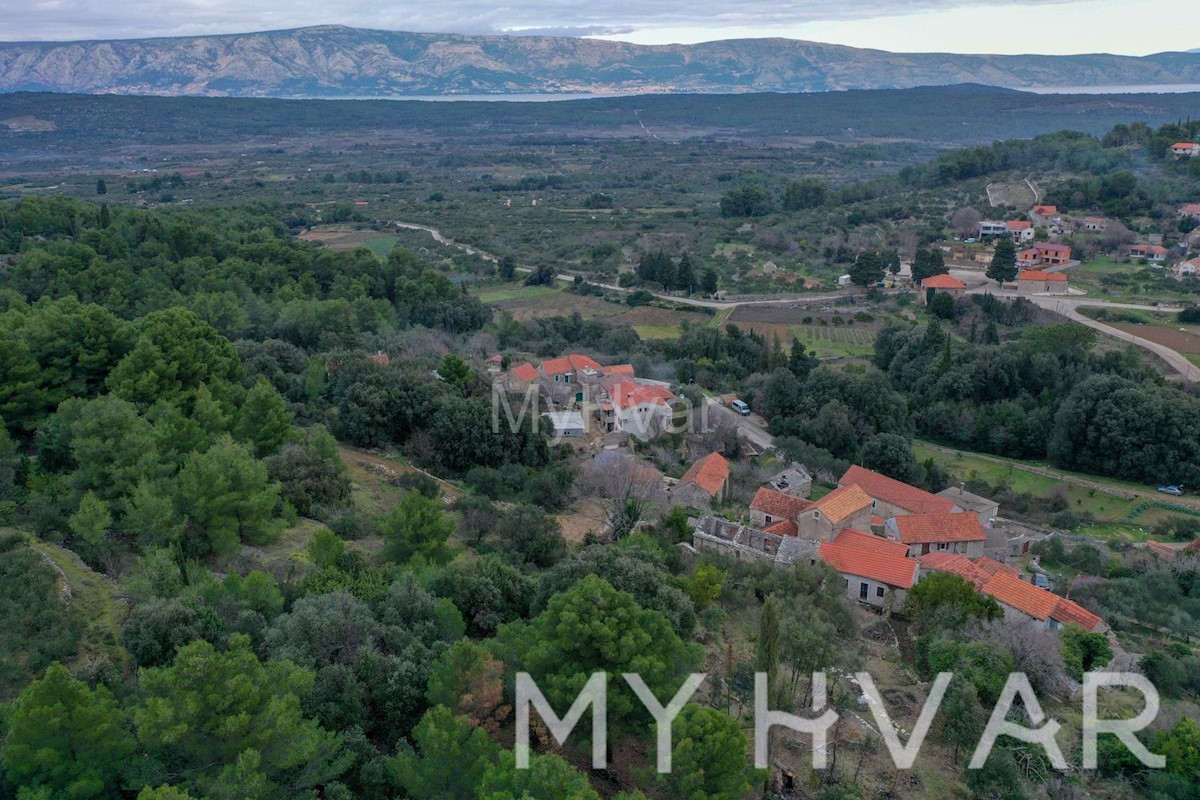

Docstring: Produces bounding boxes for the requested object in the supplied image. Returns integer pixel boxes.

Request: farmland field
[726,304,885,357]
[299,226,398,258]
[1110,322,1200,356]
[471,283,711,334]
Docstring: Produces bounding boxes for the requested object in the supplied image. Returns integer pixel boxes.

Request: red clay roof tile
[752,488,813,521]
[679,452,730,497]
[840,466,957,515]
[893,513,987,545]
[819,536,918,589]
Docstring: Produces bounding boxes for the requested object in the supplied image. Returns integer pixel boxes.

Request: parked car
[1032,573,1050,589]
[1158,485,1185,496]
[730,399,751,416]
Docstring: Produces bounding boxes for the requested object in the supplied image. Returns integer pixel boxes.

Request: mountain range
[2,26,1200,98]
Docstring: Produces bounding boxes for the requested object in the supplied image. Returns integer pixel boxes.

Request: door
[859,582,869,600]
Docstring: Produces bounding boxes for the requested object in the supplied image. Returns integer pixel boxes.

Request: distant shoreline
[317,84,1200,101]
[1018,83,1200,94]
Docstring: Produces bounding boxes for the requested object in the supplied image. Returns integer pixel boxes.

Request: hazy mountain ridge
[2,25,1200,97]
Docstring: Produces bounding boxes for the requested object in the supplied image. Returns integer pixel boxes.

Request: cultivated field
[299,226,398,259]
[726,305,885,357]
[471,283,712,336]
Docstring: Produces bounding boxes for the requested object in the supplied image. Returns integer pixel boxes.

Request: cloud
[1,0,1080,42]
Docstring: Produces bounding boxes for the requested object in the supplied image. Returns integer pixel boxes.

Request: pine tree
[498,255,516,281]
[701,267,719,295]
[987,237,1018,285]
[3,664,134,798]
[754,596,781,693]
[96,178,107,195]
[234,379,293,457]
[849,250,884,287]
[676,252,695,293]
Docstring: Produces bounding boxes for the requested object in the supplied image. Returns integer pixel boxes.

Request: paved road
[952,275,1195,381]
[703,397,774,452]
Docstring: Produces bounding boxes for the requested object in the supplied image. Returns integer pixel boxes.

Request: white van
[730,399,750,416]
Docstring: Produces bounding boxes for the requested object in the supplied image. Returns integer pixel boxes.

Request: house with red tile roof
[920,274,967,305]
[839,466,959,518]
[1180,203,1200,219]
[885,512,988,558]
[539,353,602,383]
[1127,243,1168,262]
[1017,269,1069,294]
[1049,597,1105,633]
[1005,220,1035,243]
[1171,142,1200,158]
[1031,205,1059,222]
[673,452,731,508]
[505,362,540,391]
[750,487,813,531]
[599,375,676,439]
[819,528,919,608]
[1172,257,1200,279]
[981,572,1106,632]
[797,484,875,541]
[1031,242,1071,265]
[763,519,799,537]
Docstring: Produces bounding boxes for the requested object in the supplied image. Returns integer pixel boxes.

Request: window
[843,579,848,589]
[859,582,869,599]
[876,587,885,598]
[765,515,773,523]
[937,542,947,551]
[813,511,820,519]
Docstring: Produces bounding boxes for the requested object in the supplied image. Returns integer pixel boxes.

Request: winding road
[391,220,1197,381]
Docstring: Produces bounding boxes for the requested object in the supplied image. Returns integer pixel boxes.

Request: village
[495,348,1124,644]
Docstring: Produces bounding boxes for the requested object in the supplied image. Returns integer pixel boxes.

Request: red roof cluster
[819,529,919,589]
[751,487,812,521]
[922,274,967,290]
[892,513,987,545]
[840,466,957,515]
[678,452,730,498]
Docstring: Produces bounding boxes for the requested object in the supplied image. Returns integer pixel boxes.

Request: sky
[1,0,1194,56]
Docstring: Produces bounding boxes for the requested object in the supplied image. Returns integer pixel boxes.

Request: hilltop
[2,25,1200,97]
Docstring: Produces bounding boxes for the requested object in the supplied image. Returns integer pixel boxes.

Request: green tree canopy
[3,663,134,799]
